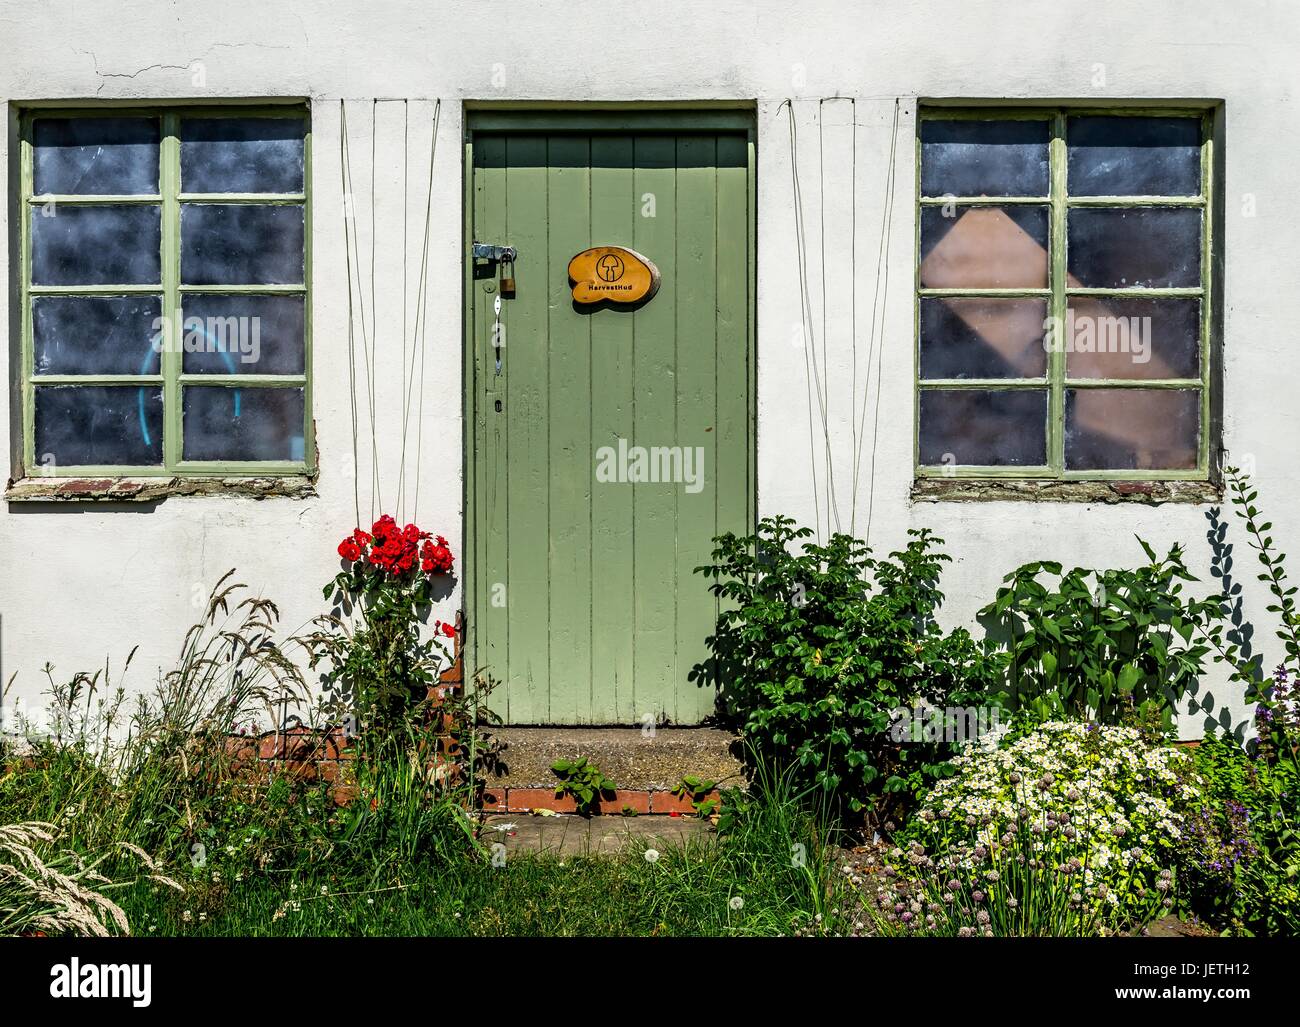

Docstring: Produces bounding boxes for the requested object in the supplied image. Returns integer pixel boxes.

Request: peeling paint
[4,475,318,503]
[910,478,1222,505]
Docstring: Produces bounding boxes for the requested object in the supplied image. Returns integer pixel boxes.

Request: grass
[3,754,848,937]
[0,573,852,938]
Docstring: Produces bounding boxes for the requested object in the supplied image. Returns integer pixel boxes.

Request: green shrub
[885,721,1198,935]
[1180,732,1300,935]
[979,541,1224,729]
[1167,468,1300,935]
[696,515,1000,825]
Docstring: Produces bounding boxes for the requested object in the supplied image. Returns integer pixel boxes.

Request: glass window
[22,109,310,475]
[917,109,1210,479]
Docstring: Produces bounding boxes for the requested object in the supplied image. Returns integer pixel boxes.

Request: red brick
[598,790,651,815]
[315,761,341,783]
[278,760,317,782]
[649,790,722,815]
[257,734,282,759]
[331,785,359,805]
[505,788,577,814]
[224,737,257,762]
[479,788,508,812]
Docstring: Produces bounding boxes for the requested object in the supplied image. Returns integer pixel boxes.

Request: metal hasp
[472,240,518,263]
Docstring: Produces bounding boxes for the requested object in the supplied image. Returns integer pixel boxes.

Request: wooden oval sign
[568,246,660,306]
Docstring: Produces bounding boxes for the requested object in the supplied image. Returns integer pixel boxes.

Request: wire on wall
[339,99,441,526]
[786,96,902,544]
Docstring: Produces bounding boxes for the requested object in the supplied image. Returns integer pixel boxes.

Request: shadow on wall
[1199,504,1263,742]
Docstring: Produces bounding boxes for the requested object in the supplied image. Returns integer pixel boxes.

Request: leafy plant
[1177,733,1298,935]
[979,541,1224,729]
[672,775,719,818]
[551,758,616,816]
[311,516,457,750]
[1173,467,1300,935]
[696,515,1000,826]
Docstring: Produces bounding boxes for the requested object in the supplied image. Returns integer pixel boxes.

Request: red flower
[438,621,456,638]
[339,516,452,580]
[338,540,362,562]
[421,537,454,574]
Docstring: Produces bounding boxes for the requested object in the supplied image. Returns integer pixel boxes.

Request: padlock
[499,259,516,298]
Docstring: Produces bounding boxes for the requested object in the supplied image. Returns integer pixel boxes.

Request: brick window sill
[911,478,1221,504]
[5,475,317,503]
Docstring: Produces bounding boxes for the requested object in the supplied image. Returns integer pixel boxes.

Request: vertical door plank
[502,134,550,723]
[673,135,720,724]
[589,135,637,723]
[472,135,509,719]
[545,135,594,722]
[631,135,679,723]
[715,133,752,567]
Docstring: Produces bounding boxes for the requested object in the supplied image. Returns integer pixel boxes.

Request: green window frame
[18,104,313,478]
[914,106,1215,481]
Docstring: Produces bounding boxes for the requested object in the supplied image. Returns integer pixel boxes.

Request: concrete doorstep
[479,812,715,856]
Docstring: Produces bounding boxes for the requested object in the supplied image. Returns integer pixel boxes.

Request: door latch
[472,241,518,263]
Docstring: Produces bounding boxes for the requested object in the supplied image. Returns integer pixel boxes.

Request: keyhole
[494,399,503,413]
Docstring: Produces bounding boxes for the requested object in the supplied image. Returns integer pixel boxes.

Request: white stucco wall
[2,0,1296,736]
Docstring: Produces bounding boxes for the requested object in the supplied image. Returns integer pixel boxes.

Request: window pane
[919,389,1047,466]
[31,204,161,285]
[920,119,1049,197]
[919,205,1049,289]
[919,297,1047,379]
[181,203,305,285]
[1065,388,1199,470]
[179,294,305,375]
[33,295,162,376]
[181,117,306,194]
[182,386,305,462]
[33,117,160,196]
[34,385,163,466]
[1068,116,1200,197]
[1067,207,1201,288]
[1063,297,1200,380]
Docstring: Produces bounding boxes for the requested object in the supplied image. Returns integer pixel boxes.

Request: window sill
[910,478,1221,504]
[5,475,317,503]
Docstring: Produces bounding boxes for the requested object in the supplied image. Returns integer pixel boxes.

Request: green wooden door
[466,112,754,725]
